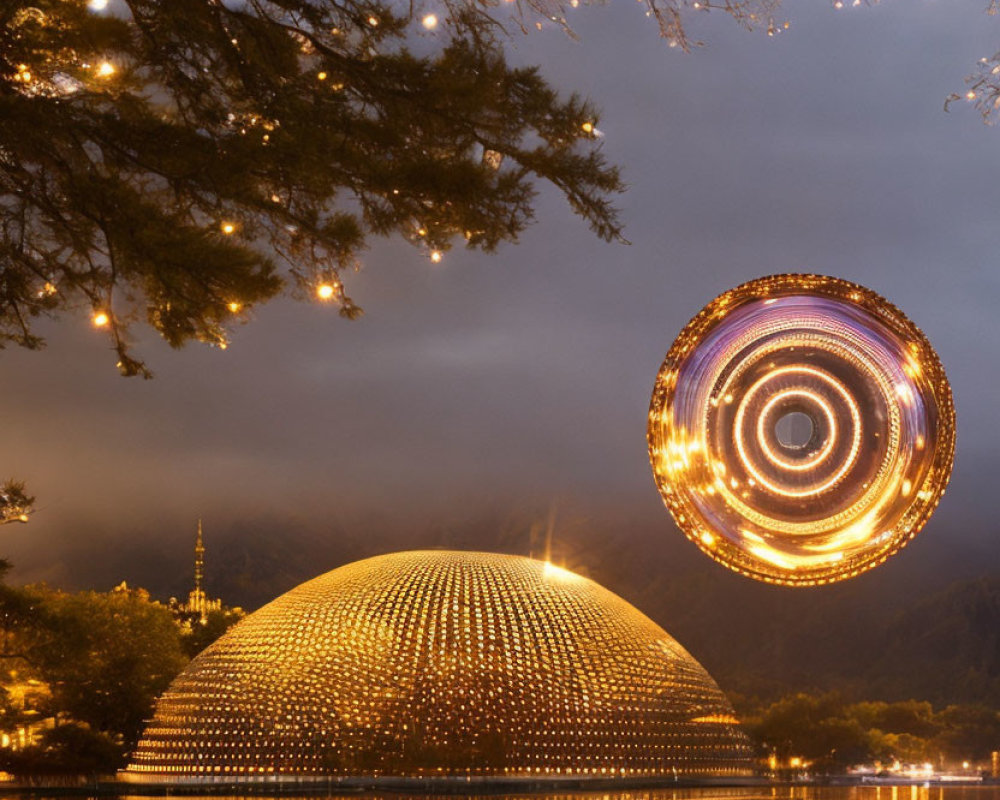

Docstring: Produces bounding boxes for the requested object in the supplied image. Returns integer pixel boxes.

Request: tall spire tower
[182,519,220,624]
[194,518,205,597]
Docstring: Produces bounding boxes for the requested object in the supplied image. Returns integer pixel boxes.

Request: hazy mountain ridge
[201,521,1000,707]
[32,513,999,707]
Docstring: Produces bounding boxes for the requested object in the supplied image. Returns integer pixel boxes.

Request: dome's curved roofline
[125,550,752,784]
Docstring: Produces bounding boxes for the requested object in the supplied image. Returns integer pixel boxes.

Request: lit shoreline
[2,774,999,795]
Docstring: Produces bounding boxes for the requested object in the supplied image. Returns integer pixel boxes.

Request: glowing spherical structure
[648,274,954,586]
[124,551,751,782]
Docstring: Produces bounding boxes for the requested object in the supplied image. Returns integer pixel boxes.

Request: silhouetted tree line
[740,692,1000,772]
[0,567,238,777]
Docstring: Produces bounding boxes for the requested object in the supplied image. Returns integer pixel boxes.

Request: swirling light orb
[648,274,954,586]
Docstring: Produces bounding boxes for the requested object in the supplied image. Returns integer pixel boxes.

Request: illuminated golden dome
[125,551,751,782]
[649,274,954,586]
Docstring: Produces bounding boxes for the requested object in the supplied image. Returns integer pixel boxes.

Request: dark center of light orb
[775,410,815,451]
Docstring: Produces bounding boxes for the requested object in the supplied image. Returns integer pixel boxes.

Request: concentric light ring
[647,274,955,586]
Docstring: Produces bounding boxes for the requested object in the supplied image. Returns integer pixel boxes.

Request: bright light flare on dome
[542,560,581,582]
[648,274,954,586]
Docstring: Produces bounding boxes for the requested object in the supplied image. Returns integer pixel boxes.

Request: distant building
[170,520,222,625]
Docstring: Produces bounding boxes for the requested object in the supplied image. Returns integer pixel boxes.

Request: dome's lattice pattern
[125,551,752,780]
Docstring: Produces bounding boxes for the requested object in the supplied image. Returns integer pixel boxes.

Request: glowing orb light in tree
[648,274,954,586]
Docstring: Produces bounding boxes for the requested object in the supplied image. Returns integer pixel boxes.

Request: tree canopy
[2,1,996,378]
[0,581,189,774]
[0,481,33,526]
[743,692,1000,771]
[0,0,639,376]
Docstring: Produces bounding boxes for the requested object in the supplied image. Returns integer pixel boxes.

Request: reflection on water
[2,787,997,800]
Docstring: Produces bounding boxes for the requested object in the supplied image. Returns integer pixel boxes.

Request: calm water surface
[5,787,998,800]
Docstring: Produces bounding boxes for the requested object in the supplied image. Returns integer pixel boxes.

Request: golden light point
[367,15,379,26]
[966,90,977,101]
[430,250,443,263]
[227,301,242,313]
[42,281,57,296]
[96,61,116,78]
[422,13,438,29]
[17,514,29,523]
[581,121,594,134]
[316,283,337,300]
[92,311,110,328]
[317,71,327,81]
[220,221,236,235]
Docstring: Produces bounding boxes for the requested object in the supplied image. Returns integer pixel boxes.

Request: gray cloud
[2,2,996,592]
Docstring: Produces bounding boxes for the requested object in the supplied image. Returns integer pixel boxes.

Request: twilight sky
[2,1,998,596]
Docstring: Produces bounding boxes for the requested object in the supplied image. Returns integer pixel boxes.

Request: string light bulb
[316,283,337,300]
[430,250,443,263]
[581,121,594,134]
[227,301,242,313]
[422,13,438,29]
[220,221,236,235]
[92,311,110,328]
[96,61,116,78]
